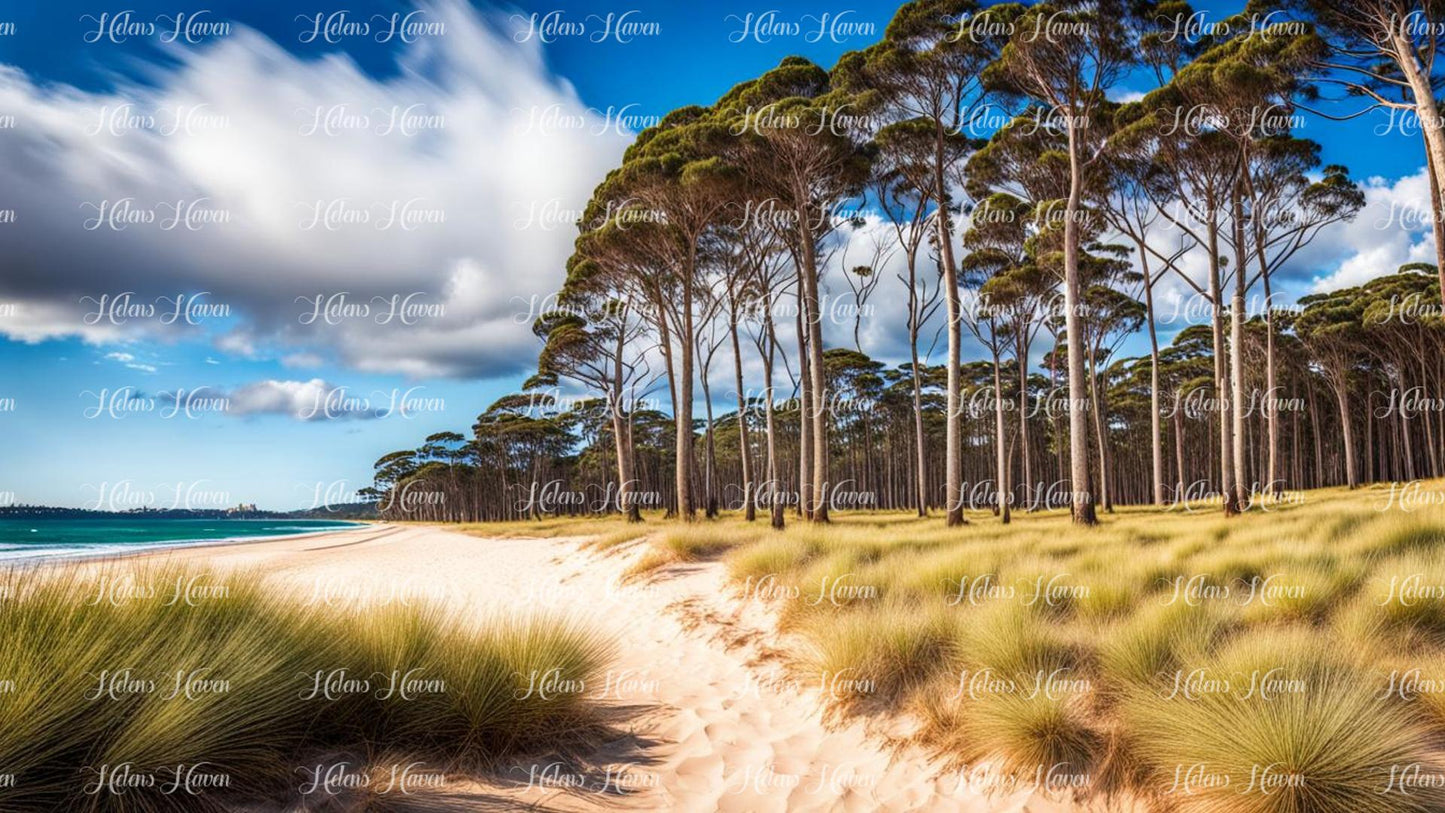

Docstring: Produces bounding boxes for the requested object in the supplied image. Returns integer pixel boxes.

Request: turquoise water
[0,518,367,560]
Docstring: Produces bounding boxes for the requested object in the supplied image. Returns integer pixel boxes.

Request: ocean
[0,518,367,561]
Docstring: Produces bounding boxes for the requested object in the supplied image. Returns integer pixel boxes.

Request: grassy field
[0,563,613,812]
[473,483,1445,812]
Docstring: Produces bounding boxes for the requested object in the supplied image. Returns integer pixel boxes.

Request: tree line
[371,0,1445,526]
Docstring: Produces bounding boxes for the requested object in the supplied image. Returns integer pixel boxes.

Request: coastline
[0,520,375,565]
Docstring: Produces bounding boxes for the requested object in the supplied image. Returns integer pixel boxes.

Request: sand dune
[129,524,1093,812]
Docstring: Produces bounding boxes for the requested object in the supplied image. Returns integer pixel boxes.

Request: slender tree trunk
[1141,252,1164,506]
[675,261,697,521]
[1292,397,1302,488]
[1334,374,1358,488]
[728,308,756,522]
[1063,118,1096,525]
[796,300,812,520]
[1308,383,1323,488]
[612,331,641,522]
[798,234,830,523]
[1088,343,1112,513]
[1051,350,1064,509]
[1422,356,1442,477]
[1398,376,1417,480]
[701,369,718,519]
[1364,392,1375,484]
[935,129,966,526]
[652,285,681,519]
[763,308,785,530]
[910,312,929,517]
[1173,404,1186,504]
[992,340,1011,524]
[1206,211,1238,515]
[1017,330,1035,511]
[1230,185,1250,510]
[1240,161,1282,498]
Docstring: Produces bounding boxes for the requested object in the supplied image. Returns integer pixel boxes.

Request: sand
[97,523,1094,812]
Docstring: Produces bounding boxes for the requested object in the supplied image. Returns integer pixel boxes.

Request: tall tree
[871,125,945,516]
[531,261,651,522]
[593,106,740,520]
[723,57,872,522]
[1276,0,1445,302]
[835,0,1003,526]
[986,0,1158,524]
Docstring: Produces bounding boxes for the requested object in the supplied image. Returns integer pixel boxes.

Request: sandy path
[108,524,1083,812]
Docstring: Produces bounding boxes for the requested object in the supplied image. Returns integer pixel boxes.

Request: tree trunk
[612,330,641,523]
[1088,342,1112,513]
[1334,374,1358,488]
[796,299,812,520]
[935,125,966,526]
[1173,404,1186,504]
[701,369,718,519]
[1141,249,1164,506]
[1230,186,1250,510]
[910,312,929,517]
[992,342,1011,524]
[652,284,681,519]
[1308,382,1323,488]
[1206,211,1238,515]
[728,306,755,521]
[1240,159,1283,499]
[1063,117,1096,524]
[763,307,785,530]
[797,229,830,523]
[1017,330,1035,511]
[675,260,697,520]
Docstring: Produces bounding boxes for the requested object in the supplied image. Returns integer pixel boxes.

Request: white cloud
[103,350,158,372]
[281,351,324,369]
[0,1,627,379]
[224,378,373,420]
[1307,168,1437,291]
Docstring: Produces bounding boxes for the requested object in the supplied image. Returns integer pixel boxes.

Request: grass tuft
[0,563,612,811]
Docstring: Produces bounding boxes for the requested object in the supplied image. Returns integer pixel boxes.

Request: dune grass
[452,512,671,540]
[0,563,613,811]
[575,481,1445,809]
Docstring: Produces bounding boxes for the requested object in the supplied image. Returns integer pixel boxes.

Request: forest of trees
[370,0,1445,526]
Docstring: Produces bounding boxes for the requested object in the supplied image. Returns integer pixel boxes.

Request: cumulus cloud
[223,378,375,420]
[0,1,627,378]
[1305,168,1437,292]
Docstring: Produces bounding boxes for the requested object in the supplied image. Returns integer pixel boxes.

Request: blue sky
[0,0,1433,509]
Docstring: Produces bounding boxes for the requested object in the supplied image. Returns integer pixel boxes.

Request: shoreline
[0,520,375,565]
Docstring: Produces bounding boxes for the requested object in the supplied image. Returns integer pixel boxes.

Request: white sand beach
[94,523,1101,812]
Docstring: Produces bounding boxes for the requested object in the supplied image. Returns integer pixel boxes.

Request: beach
[89,523,1087,812]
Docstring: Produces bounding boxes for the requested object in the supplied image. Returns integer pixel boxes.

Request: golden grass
[0,563,613,811]
[576,481,1445,808]
[450,512,665,539]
